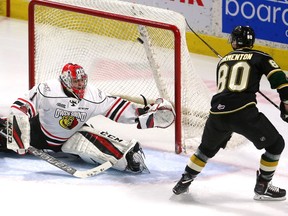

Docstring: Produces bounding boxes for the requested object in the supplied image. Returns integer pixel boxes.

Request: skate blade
[254,194,286,201]
[173,187,189,195]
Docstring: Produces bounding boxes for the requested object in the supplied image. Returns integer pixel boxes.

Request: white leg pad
[6,113,30,155]
[61,127,137,171]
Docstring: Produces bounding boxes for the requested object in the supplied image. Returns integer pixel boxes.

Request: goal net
[28,0,245,154]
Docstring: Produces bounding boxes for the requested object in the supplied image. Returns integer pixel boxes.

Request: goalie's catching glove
[136,98,175,129]
[280,101,288,123]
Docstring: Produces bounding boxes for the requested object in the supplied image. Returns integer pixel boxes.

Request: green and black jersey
[210,48,288,114]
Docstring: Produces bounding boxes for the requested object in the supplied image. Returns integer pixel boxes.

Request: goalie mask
[229,26,255,50]
[60,63,88,100]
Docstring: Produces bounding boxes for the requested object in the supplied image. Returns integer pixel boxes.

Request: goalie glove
[136,98,175,129]
[280,101,288,123]
[135,94,152,116]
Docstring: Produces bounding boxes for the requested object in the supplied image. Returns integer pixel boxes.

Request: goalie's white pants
[61,126,138,171]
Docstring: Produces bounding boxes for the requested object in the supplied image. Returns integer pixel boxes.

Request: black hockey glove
[280,102,288,123]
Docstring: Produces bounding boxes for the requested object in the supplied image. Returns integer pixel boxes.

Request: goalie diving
[0,63,175,176]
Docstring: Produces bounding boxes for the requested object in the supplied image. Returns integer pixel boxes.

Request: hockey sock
[259,151,280,181]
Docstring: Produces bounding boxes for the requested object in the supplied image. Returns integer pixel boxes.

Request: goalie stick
[28,146,113,178]
[0,128,112,178]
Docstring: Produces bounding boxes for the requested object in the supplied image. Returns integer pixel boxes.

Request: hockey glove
[136,98,175,129]
[135,94,152,116]
[280,101,288,123]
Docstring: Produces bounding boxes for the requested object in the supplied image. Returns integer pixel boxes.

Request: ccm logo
[100,131,123,143]
[7,121,13,143]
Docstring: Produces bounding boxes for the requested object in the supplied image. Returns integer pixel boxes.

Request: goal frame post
[28,0,183,153]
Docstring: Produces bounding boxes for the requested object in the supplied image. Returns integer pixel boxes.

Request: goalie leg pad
[0,118,7,149]
[6,114,30,155]
[62,127,148,172]
[62,131,121,166]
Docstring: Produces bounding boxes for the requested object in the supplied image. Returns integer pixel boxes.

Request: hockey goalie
[0,63,175,174]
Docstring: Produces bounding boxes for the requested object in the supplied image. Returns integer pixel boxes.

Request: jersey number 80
[217,62,250,93]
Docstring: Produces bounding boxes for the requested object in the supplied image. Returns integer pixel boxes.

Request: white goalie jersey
[10,79,139,148]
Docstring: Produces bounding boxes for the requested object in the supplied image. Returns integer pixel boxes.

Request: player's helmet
[60,63,88,99]
[229,26,255,50]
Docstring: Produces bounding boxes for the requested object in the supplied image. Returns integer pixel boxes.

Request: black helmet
[229,26,255,50]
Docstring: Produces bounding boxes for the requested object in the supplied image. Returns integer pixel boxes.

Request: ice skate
[125,142,149,173]
[254,170,286,201]
[172,172,194,195]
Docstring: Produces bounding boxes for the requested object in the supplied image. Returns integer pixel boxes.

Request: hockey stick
[185,20,222,59]
[28,146,113,178]
[257,91,280,110]
[0,129,112,178]
[185,20,280,110]
[0,119,113,178]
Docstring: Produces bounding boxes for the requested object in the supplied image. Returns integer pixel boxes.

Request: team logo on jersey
[59,115,78,129]
[55,108,87,122]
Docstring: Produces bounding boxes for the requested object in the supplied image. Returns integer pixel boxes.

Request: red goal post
[28,0,212,154]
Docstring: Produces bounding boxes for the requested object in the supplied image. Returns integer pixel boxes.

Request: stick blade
[73,161,113,178]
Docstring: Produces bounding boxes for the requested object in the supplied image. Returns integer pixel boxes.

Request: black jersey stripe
[109,100,127,121]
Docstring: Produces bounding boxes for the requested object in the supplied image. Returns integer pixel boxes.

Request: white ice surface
[0,17,288,216]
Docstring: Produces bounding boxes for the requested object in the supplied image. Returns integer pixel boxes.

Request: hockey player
[173,26,287,200]
[0,63,175,173]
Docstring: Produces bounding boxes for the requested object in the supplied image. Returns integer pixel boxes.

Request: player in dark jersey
[173,26,288,201]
